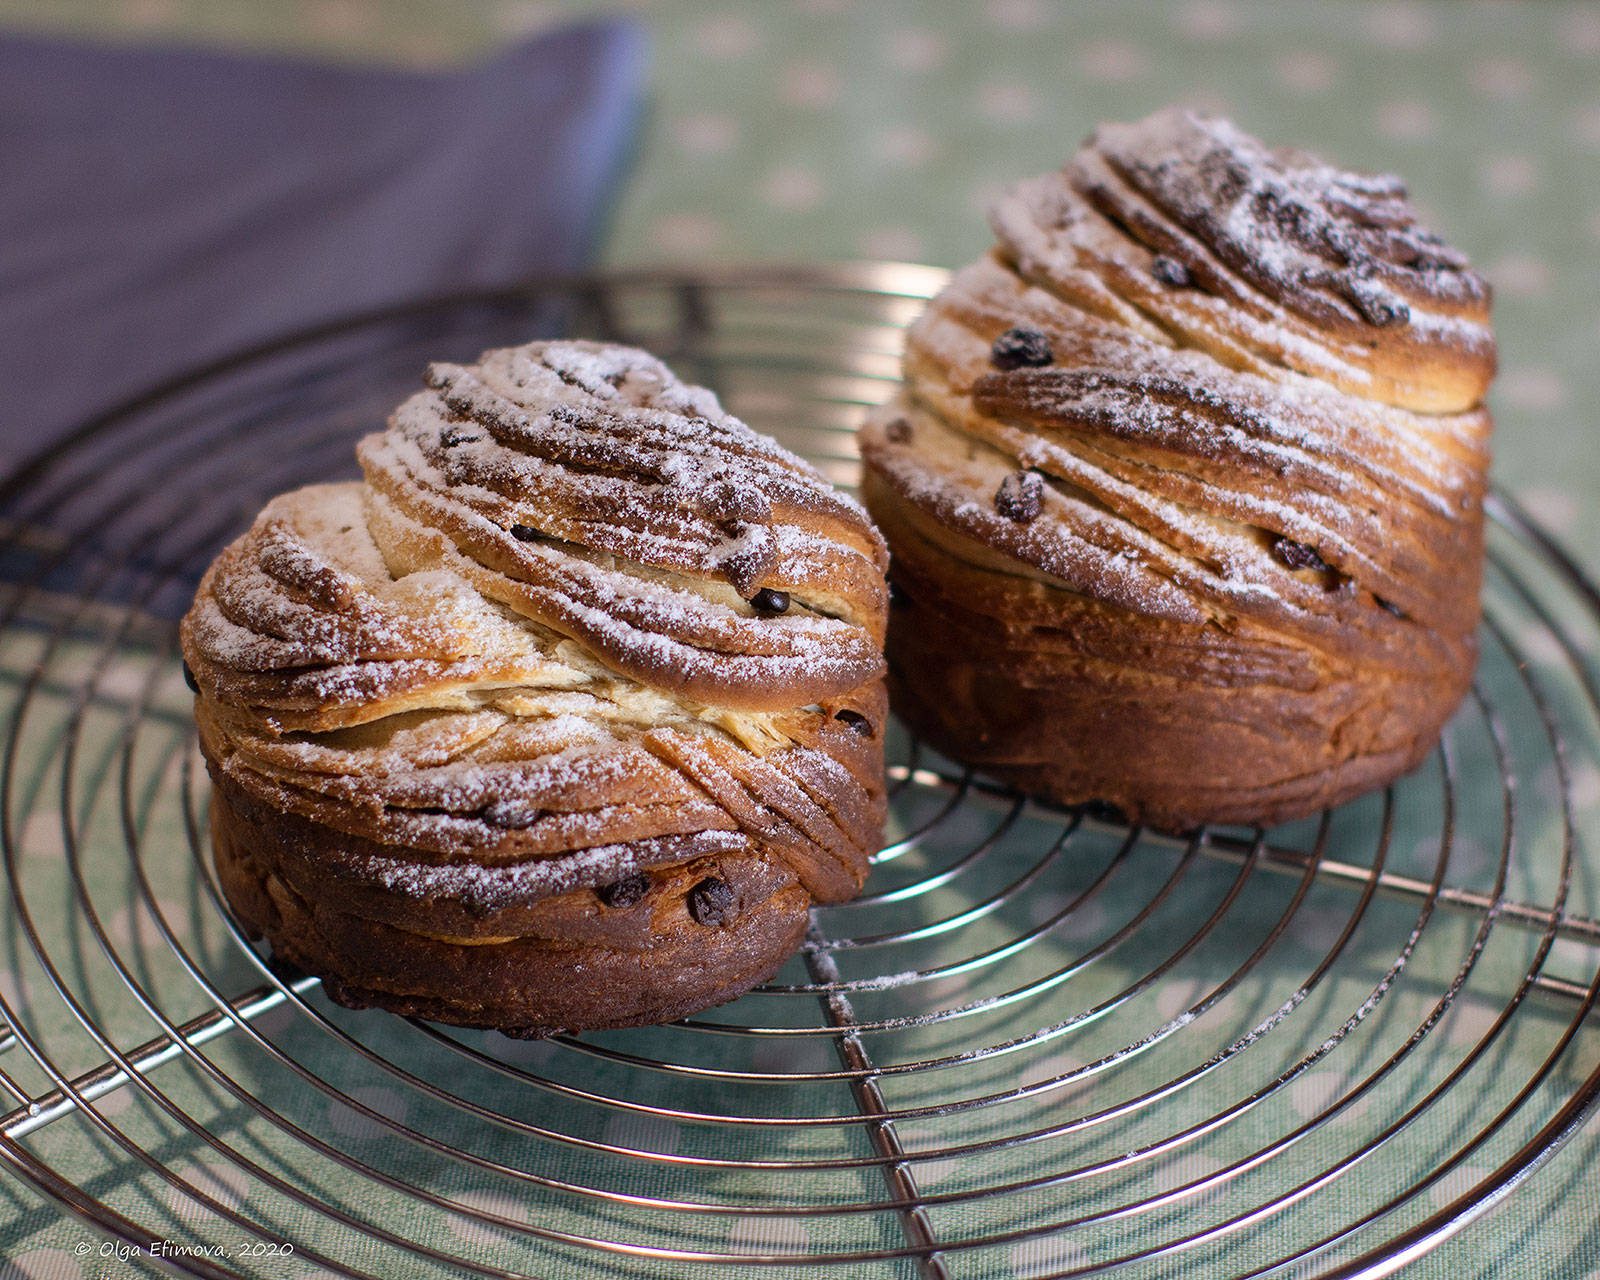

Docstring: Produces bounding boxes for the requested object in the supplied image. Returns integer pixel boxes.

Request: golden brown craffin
[860,108,1493,831]
[184,340,889,1035]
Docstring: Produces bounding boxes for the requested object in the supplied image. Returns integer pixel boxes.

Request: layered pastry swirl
[184,340,889,1035]
[860,109,1493,830]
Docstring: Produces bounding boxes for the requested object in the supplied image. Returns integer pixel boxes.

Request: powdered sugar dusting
[341,830,752,914]
[1086,108,1489,332]
[988,109,1493,415]
[862,106,1491,653]
[182,338,888,915]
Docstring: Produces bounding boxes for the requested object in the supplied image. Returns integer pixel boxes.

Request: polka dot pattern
[0,1251,83,1280]
[671,112,739,156]
[1478,153,1540,198]
[694,15,756,59]
[119,0,177,28]
[652,212,722,255]
[857,225,925,262]
[107,898,188,947]
[446,1189,531,1246]
[761,165,825,211]
[1364,4,1439,49]
[163,1161,251,1223]
[1150,1151,1227,1203]
[1290,1071,1373,1126]
[20,811,65,861]
[602,1110,682,1154]
[779,61,840,109]
[1373,99,1436,141]
[327,1085,409,1140]
[1486,254,1553,298]
[977,80,1037,124]
[1274,51,1339,94]
[986,0,1048,33]
[728,1213,809,1253]
[1561,10,1600,55]
[870,125,936,168]
[1428,1164,1493,1211]
[1077,39,1148,84]
[886,28,945,71]
[1178,2,1238,42]
[1011,1235,1088,1278]
[1472,57,1531,99]
[1515,487,1581,535]
[1497,368,1569,413]
[1574,104,1600,149]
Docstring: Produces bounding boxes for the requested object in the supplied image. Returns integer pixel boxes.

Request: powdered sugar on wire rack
[0,266,1594,1279]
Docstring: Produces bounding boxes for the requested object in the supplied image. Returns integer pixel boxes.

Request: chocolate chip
[884,417,913,444]
[483,798,541,829]
[1080,799,1128,825]
[1151,255,1192,287]
[1270,536,1329,573]
[1376,596,1405,618]
[995,471,1045,523]
[833,709,873,737]
[440,426,481,447]
[989,327,1054,370]
[181,661,199,694]
[596,873,649,908]
[687,876,737,927]
[510,524,539,542]
[749,588,790,615]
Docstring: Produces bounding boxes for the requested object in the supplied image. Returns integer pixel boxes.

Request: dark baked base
[884,569,1469,834]
[210,783,812,1037]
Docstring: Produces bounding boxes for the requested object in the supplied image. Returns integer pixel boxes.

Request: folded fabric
[0,20,646,467]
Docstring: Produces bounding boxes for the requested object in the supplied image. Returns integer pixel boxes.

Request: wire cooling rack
[0,265,1596,1279]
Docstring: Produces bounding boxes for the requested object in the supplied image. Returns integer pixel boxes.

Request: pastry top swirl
[181,341,889,901]
[187,339,889,730]
[992,107,1493,413]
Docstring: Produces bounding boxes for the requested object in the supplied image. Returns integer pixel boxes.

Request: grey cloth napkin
[0,19,646,467]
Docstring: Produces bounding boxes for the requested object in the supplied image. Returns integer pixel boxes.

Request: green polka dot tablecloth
[0,2,1598,1278]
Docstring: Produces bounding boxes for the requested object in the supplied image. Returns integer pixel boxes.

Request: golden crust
[185,340,888,1033]
[860,110,1491,831]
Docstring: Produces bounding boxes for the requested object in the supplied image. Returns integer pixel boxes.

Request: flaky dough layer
[860,109,1492,830]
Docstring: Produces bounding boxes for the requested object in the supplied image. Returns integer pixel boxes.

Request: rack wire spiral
[0,265,1596,1278]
